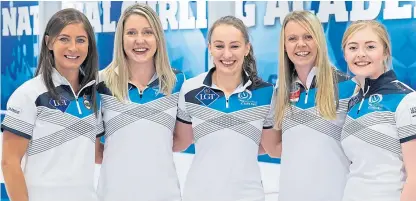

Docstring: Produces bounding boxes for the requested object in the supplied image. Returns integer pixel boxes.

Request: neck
[129,59,155,91]
[213,71,242,97]
[56,67,80,94]
[294,65,314,87]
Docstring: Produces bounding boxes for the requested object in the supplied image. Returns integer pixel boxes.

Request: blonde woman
[274,11,356,201]
[95,4,184,201]
[341,20,416,201]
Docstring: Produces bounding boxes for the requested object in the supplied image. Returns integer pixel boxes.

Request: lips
[220,60,236,67]
[64,55,80,59]
[295,51,310,57]
[354,61,371,67]
[133,48,148,52]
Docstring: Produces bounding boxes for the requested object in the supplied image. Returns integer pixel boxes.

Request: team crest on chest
[83,95,91,110]
[368,94,383,111]
[196,87,219,106]
[49,95,70,112]
[238,90,257,106]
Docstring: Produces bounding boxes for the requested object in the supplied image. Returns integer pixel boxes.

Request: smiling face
[284,21,318,70]
[344,27,387,79]
[208,24,250,77]
[123,14,157,66]
[48,23,89,72]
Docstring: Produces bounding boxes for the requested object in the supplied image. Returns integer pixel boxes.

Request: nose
[135,33,145,44]
[357,47,366,58]
[68,40,77,52]
[298,38,306,47]
[223,48,232,58]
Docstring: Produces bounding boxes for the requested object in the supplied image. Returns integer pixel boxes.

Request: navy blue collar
[361,70,396,97]
[203,67,250,87]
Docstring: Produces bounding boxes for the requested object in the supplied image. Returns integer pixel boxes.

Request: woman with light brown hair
[274,11,356,201]
[341,20,416,201]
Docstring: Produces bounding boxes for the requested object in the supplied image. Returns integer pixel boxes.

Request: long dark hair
[36,8,98,112]
[207,16,262,87]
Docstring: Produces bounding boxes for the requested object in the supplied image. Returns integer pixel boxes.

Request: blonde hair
[275,11,337,129]
[103,3,176,102]
[341,20,392,72]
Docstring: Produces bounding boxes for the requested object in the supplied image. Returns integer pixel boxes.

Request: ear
[45,35,53,50]
[208,42,212,56]
[245,42,251,56]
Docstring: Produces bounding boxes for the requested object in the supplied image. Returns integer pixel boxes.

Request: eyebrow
[213,40,241,44]
[58,34,87,38]
[347,41,378,45]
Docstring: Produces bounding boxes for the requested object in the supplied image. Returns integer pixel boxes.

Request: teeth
[65,55,77,59]
[295,51,310,56]
[133,48,147,52]
[355,61,370,66]
[222,61,234,65]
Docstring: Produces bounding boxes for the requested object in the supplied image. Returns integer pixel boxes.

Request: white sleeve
[176,82,192,124]
[396,92,416,143]
[263,88,276,129]
[1,85,37,139]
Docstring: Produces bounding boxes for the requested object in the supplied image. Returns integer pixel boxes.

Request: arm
[95,138,104,164]
[1,131,30,201]
[396,92,416,201]
[401,140,416,201]
[173,121,193,152]
[260,128,282,158]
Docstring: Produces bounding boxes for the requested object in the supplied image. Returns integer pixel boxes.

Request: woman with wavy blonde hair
[274,11,356,201]
[95,3,184,201]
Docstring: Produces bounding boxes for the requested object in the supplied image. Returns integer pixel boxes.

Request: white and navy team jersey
[278,67,356,201]
[341,70,416,201]
[1,68,103,201]
[177,67,275,201]
[96,69,184,201]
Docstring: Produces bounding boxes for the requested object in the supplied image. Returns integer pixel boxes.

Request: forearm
[2,163,29,201]
[95,138,104,164]
[172,135,192,152]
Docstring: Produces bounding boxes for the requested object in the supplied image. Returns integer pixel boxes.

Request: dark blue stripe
[0,125,31,140]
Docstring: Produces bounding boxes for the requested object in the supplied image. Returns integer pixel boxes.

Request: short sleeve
[396,92,416,143]
[176,82,192,124]
[96,93,105,138]
[1,86,37,139]
[263,88,277,129]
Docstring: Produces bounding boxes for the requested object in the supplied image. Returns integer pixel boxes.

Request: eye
[231,45,240,49]
[215,45,224,49]
[59,37,69,42]
[76,38,86,43]
[304,34,313,40]
[126,30,137,35]
[288,36,297,41]
[367,45,376,50]
[348,46,357,51]
[143,30,154,35]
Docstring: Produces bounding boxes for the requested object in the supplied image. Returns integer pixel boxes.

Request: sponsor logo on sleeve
[7,107,21,115]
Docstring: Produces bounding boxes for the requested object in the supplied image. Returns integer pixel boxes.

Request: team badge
[83,95,91,110]
[289,82,300,103]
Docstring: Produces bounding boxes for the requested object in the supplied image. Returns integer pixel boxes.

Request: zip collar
[203,67,252,93]
[294,66,317,90]
[358,70,397,99]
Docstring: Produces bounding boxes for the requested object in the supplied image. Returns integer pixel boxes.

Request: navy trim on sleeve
[1,125,32,140]
[176,117,192,124]
[400,135,416,144]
